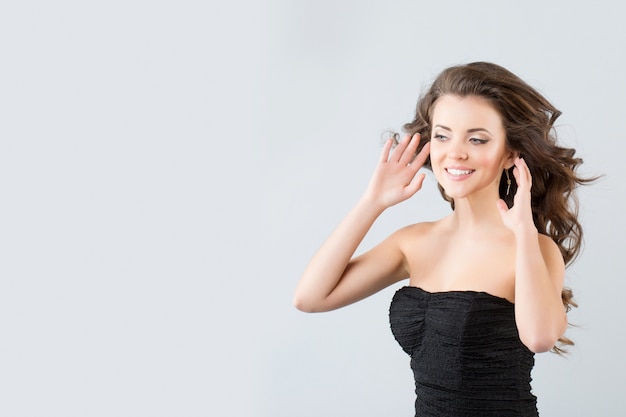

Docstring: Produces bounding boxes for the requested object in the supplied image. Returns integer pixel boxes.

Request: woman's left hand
[497,157,537,234]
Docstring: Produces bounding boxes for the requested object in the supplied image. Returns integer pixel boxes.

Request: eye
[469,138,488,145]
[433,134,448,142]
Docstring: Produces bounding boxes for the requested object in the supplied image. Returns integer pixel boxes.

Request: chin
[439,186,469,200]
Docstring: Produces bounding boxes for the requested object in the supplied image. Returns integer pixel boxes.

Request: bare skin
[293,95,567,353]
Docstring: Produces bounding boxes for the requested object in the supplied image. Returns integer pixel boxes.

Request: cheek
[428,143,444,166]
[475,149,506,168]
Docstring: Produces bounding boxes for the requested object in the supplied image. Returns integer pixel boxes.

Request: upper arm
[538,234,566,296]
[314,228,411,312]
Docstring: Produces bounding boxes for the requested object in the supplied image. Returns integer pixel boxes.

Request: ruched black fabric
[389,286,538,417]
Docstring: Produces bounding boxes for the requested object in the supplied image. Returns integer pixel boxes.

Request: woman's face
[429,94,515,202]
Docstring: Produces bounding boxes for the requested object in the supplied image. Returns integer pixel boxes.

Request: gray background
[0,1,623,416]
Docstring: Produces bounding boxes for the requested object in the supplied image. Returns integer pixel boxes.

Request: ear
[504,149,520,169]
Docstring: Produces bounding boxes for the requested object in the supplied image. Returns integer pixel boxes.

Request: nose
[448,142,468,160]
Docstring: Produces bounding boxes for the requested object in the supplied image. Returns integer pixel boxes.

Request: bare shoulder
[386,220,448,281]
[391,221,440,242]
[389,220,446,258]
[537,233,562,256]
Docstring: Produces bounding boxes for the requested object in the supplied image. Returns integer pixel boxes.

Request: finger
[399,133,421,165]
[496,199,509,215]
[390,134,411,162]
[519,157,532,188]
[514,157,532,191]
[379,138,394,163]
[411,141,431,168]
[405,173,426,196]
[511,167,527,199]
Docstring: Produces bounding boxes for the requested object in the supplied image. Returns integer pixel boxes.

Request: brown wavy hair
[399,62,595,354]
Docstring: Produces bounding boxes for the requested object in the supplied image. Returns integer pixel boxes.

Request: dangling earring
[505,169,511,196]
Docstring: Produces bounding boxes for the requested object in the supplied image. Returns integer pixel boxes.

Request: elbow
[293,297,312,313]
[521,336,556,353]
[292,294,318,313]
[293,291,332,313]
[519,313,568,353]
[519,328,564,353]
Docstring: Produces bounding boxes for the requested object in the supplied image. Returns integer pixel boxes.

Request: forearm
[514,227,567,352]
[293,196,385,311]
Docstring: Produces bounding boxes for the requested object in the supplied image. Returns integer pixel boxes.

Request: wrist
[513,224,539,242]
[358,193,387,216]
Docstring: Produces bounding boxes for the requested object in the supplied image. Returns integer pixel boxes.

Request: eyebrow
[433,124,492,135]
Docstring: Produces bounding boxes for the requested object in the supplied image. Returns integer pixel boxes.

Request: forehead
[432,95,504,131]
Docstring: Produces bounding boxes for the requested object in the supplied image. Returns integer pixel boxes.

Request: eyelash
[469,138,488,145]
[432,134,488,145]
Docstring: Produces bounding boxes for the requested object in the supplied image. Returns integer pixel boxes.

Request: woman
[293,62,591,416]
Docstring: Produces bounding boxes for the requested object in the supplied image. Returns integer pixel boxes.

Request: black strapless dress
[389,286,538,417]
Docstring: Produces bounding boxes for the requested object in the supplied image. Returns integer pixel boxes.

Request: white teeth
[447,168,474,176]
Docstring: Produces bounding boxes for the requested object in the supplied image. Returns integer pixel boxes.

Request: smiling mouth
[446,168,475,177]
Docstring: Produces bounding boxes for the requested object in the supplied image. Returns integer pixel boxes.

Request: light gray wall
[1,1,623,416]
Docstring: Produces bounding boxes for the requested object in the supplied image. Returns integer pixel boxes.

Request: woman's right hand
[363,133,431,209]
[294,133,429,312]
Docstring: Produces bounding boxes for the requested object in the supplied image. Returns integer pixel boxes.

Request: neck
[448,193,506,233]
